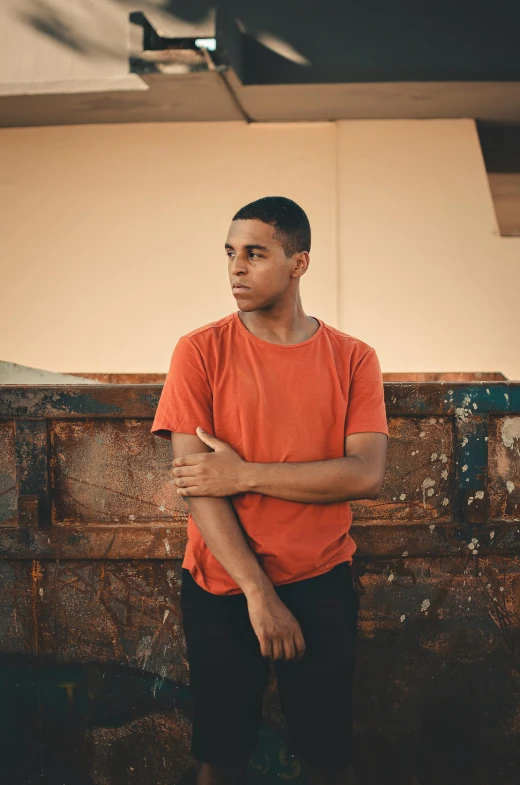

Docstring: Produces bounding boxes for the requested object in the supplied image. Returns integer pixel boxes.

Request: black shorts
[179,561,360,769]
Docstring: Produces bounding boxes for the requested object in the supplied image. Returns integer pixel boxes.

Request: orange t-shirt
[151,311,388,595]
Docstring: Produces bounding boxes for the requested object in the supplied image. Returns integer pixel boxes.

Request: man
[151,196,388,785]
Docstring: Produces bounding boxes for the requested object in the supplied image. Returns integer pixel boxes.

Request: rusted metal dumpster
[1,380,519,785]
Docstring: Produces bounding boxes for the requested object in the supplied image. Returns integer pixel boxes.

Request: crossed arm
[171,426,388,504]
[171,429,387,597]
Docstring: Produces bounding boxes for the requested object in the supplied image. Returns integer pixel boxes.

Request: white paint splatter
[431,453,438,461]
[429,524,436,532]
[421,599,430,612]
[461,437,468,447]
[421,477,436,506]
[475,490,485,499]
[455,407,471,423]
[427,488,435,496]
[441,469,449,480]
[501,418,520,450]
[442,497,449,506]
[399,493,406,500]
[136,635,153,668]
[462,464,468,472]
[163,610,170,625]
[506,480,515,494]
[388,573,395,582]
[164,539,170,554]
[402,551,408,557]
[400,614,406,622]
[129,514,136,521]
[420,432,426,438]
[440,454,448,463]
[472,403,478,410]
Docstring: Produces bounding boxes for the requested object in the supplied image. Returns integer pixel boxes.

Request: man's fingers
[171,466,195,477]
[174,476,197,486]
[172,452,207,467]
[271,637,284,661]
[176,486,198,496]
[260,635,273,659]
[292,629,306,661]
[282,636,296,661]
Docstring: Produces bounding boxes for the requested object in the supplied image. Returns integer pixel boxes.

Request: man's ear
[291,251,310,278]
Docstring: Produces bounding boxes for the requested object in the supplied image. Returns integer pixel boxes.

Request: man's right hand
[246,589,306,663]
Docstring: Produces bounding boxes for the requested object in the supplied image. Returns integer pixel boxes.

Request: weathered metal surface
[50,419,180,524]
[0,419,17,525]
[352,415,454,522]
[69,371,508,385]
[382,371,508,381]
[1,380,520,784]
[70,372,168,384]
[489,416,520,520]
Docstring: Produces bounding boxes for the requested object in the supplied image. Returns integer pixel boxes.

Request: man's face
[225,219,296,311]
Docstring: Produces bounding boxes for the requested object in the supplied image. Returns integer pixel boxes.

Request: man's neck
[237,309,319,346]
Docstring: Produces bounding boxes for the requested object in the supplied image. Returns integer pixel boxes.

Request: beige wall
[1,119,519,378]
[337,119,520,378]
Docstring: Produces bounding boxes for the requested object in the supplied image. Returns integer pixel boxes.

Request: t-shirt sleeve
[150,336,214,441]
[344,347,389,438]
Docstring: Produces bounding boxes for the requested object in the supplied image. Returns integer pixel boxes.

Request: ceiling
[1,2,520,127]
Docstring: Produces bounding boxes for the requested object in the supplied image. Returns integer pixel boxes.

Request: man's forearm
[241,456,378,504]
[184,495,275,600]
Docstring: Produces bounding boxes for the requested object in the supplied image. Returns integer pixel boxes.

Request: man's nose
[229,253,247,275]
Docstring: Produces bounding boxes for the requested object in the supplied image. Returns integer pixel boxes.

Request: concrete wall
[1,119,519,378]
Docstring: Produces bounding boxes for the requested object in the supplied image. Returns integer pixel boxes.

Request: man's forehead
[225,219,278,247]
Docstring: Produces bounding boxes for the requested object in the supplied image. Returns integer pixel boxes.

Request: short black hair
[232,196,311,258]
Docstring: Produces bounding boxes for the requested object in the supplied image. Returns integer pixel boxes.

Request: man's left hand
[172,426,247,497]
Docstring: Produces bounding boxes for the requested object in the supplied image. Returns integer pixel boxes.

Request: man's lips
[232,284,250,289]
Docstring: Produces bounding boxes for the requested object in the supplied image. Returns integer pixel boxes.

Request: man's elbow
[365,476,385,500]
